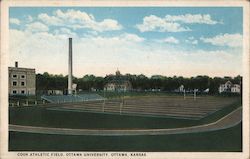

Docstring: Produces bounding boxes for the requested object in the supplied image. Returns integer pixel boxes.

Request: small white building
[203,88,209,93]
[174,85,184,93]
[219,81,232,93]
[219,81,240,94]
[231,84,241,93]
[105,83,116,91]
[179,85,184,92]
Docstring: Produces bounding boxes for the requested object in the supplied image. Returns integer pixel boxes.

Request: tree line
[36,72,242,94]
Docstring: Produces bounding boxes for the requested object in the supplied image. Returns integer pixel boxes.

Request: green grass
[9,106,197,129]
[9,122,242,151]
[9,95,242,151]
[198,99,242,125]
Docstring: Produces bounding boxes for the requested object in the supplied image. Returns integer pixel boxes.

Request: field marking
[9,107,242,136]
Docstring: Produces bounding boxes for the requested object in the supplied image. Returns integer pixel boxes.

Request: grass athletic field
[9,123,242,151]
[9,95,242,151]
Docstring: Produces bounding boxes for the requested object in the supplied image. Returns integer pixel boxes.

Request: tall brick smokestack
[68,38,73,95]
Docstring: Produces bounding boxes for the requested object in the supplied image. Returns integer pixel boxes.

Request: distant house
[179,85,184,92]
[219,81,240,94]
[219,81,232,93]
[104,70,132,92]
[174,85,184,93]
[203,88,209,93]
[231,84,241,93]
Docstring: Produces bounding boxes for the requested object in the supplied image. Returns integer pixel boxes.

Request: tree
[35,72,242,95]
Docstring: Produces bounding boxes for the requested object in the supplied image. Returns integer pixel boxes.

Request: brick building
[8,62,36,95]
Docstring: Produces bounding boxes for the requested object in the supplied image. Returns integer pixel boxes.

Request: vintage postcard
[0,0,249,159]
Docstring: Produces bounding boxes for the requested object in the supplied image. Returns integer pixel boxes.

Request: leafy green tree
[36,72,242,95]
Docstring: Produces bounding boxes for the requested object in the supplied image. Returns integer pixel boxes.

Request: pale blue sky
[9,7,243,77]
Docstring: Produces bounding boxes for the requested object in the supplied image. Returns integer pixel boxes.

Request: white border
[1,0,249,159]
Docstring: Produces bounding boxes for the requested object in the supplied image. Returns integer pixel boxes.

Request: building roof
[9,67,35,72]
[106,79,131,85]
[225,81,232,85]
[104,70,132,87]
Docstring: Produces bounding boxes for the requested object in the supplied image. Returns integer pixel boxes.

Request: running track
[9,107,242,136]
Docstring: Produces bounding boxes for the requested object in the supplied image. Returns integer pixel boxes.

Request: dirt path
[9,107,242,136]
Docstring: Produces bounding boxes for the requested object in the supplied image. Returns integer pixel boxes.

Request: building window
[21,75,26,79]
[21,81,25,86]
[12,90,17,94]
[12,74,17,78]
[21,90,25,94]
[12,81,17,86]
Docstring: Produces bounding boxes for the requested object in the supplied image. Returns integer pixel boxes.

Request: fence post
[102,99,105,112]
[17,101,19,107]
[194,90,196,100]
[184,90,186,100]
[35,100,37,105]
[26,100,28,106]
[120,102,123,115]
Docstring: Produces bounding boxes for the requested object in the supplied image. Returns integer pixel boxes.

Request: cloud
[26,22,49,32]
[26,15,33,23]
[38,9,122,32]
[120,33,144,42]
[136,14,220,32]
[10,28,241,77]
[200,33,242,47]
[136,15,191,32]
[165,14,220,25]
[81,33,144,48]
[185,37,198,45]
[163,37,179,44]
[10,18,20,25]
[54,28,77,39]
[94,19,122,32]
[38,13,63,26]
[9,29,145,76]
[54,9,93,22]
[191,40,198,45]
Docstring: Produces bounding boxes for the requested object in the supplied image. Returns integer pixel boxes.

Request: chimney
[15,61,18,68]
[68,38,73,95]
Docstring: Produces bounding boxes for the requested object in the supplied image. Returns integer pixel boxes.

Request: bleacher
[41,94,105,103]
[45,96,240,120]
